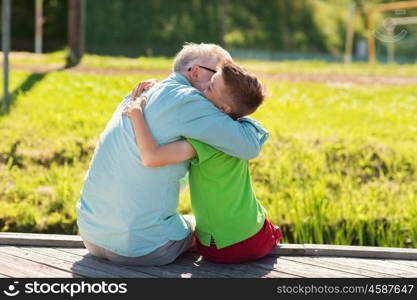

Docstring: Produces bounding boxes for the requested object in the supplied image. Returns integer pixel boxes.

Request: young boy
[123,60,282,263]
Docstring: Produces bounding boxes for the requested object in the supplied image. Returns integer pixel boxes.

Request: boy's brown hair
[221,60,266,119]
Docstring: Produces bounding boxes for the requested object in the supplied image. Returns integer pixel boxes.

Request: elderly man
[77,43,267,266]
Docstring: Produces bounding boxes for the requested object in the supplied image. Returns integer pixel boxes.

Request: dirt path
[260,72,417,86]
[10,64,417,86]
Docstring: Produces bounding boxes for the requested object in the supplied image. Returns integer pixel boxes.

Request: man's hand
[123,96,147,118]
[131,79,158,100]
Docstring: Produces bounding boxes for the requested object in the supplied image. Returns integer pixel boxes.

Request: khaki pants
[82,215,195,266]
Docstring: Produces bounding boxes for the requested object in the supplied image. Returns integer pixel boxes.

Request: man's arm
[178,95,268,160]
[123,98,196,168]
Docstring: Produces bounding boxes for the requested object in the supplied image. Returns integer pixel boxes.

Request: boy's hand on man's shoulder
[123,96,148,118]
[131,79,158,100]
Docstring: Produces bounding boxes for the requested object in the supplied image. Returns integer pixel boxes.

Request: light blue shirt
[77,73,268,257]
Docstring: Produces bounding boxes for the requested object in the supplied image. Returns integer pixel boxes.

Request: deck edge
[271,244,417,260]
[2,233,417,260]
[0,232,84,248]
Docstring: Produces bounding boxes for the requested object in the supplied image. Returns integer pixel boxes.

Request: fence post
[2,0,11,111]
[367,9,376,63]
[344,4,356,64]
[67,0,85,67]
[35,0,43,54]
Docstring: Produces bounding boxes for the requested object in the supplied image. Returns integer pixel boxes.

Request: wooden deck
[1,233,417,278]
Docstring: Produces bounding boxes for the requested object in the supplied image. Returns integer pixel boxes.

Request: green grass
[8,50,417,76]
[251,81,417,246]
[81,54,417,76]
[9,50,68,66]
[0,64,416,247]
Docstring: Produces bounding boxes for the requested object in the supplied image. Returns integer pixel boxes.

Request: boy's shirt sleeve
[238,116,269,147]
[178,95,267,160]
[186,118,269,165]
[186,138,218,166]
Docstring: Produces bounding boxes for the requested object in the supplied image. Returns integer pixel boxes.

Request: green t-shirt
[187,138,266,249]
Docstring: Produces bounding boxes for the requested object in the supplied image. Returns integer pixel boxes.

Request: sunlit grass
[6,50,417,76]
[0,69,416,248]
[8,50,68,66]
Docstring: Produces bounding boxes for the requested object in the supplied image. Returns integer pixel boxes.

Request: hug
[77,43,282,266]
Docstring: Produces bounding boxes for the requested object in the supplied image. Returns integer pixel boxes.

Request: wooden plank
[305,244,417,260]
[26,247,155,278]
[55,247,222,278]
[57,248,228,278]
[271,244,308,256]
[35,0,43,54]
[271,244,417,260]
[385,259,417,269]
[0,232,84,247]
[156,255,230,278]
[0,251,75,277]
[316,257,417,278]
[178,253,258,278]
[0,260,41,277]
[54,247,198,278]
[0,246,118,278]
[248,255,367,278]
[59,245,407,278]
[58,247,297,278]
[281,256,392,278]
[2,0,11,109]
[55,247,88,256]
[372,0,417,12]
[180,253,300,278]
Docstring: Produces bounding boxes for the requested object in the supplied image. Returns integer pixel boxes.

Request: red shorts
[196,219,282,264]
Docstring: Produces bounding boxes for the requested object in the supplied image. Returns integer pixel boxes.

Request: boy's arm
[123,98,196,168]
[178,96,269,160]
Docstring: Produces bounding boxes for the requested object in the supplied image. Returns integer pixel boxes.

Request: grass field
[8,50,417,76]
[1,55,416,248]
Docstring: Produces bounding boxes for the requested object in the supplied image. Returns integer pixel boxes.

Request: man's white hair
[173,42,232,73]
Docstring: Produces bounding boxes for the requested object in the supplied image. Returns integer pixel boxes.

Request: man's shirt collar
[169,72,191,86]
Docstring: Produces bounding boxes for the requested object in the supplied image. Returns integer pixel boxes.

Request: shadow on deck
[1,233,417,278]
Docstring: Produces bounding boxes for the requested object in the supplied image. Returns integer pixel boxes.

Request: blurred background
[5,0,417,62]
[0,0,416,248]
